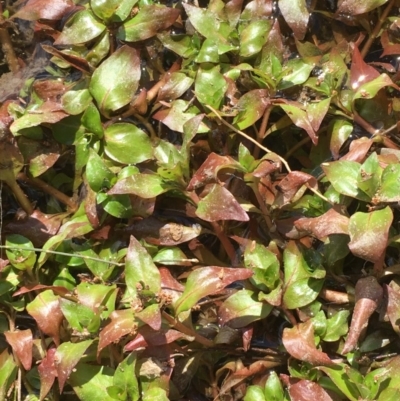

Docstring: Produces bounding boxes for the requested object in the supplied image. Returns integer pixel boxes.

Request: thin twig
[205,104,292,172]
[360,0,395,59]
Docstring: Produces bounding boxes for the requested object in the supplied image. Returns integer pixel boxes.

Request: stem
[0,16,19,74]
[162,311,215,348]
[206,104,292,173]
[210,221,238,266]
[5,179,33,215]
[17,173,77,211]
[254,105,272,159]
[360,0,395,58]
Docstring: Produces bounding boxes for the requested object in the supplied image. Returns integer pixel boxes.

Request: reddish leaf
[38,348,58,401]
[337,0,388,16]
[136,304,162,331]
[342,276,383,354]
[282,320,333,365]
[187,153,240,190]
[279,0,309,40]
[276,171,318,204]
[381,30,400,57]
[295,209,349,238]
[285,377,334,401]
[350,45,380,91]
[27,290,64,345]
[4,329,33,370]
[98,309,135,357]
[13,0,74,20]
[174,266,253,315]
[160,267,184,292]
[340,137,373,162]
[5,210,64,247]
[41,45,92,74]
[196,184,249,222]
[14,284,70,297]
[55,340,93,392]
[280,104,318,144]
[124,327,190,351]
[387,281,400,335]
[348,207,392,262]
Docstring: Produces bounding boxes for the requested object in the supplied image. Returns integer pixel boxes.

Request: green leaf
[322,160,370,200]
[240,20,271,57]
[81,102,104,138]
[244,385,266,401]
[108,173,168,198]
[118,5,180,42]
[264,371,284,401]
[89,45,140,117]
[218,289,273,328]
[110,353,139,401]
[233,89,270,130]
[55,10,106,45]
[376,163,400,202]
[323,309,350,342]
[244,242,280,292]
[91,0,138,23]
[278,59,314,89]
[282,241,325,309]
[142,387,169,401]
[6,234,36,271]
[69,363,115,401]
[0,350,17,400]
[318,365,361,401]
[195,65,227,109]
[55,340,94,391]
[59,299,97,333]
[279,0,309,40]
[86,149,115,192]
[353,73,396,100]
[62,89,93,115]
[195,38,219,63]
[174,266,253,315]
[125,236,161,298]
[104,123,153,164]
[348,206,393,262]
[357,152,382,199]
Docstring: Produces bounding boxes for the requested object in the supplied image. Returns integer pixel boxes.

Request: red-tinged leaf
[295,209,349,238]
[280,104,318,144]
[27,290,63,346]
[10,102,68,135]
[278,0,309,40]
[196,184,249,222]
[108,173,167,198]
[219,360,282,396]
[348,207,393,262]
[136,304,162,331]
[98,309,135,357]
[13,284,70,297]
[55,340,93,392]
[5,210,64,247]
[187,153,240,190]
[307,98,331,132]
[282,320,333,365]
[276,171,318,204]
[387,281,400,335]
[350,45,380,91]
[337,0,388,16]
[118,5,180,42]
[342,276,383,354]
[41,44,92,74]
[4,329,32,370]
[160,267,184,292]
[174,266,253,315]
[124,327,190,351]
[353,73,398,100]
[286,378,334,401]
[125,236,161,298]
[12,0,74,20]
[233,90,270,130]
[38,348,57,401]
[381,30,400,57]
[340,137,373,162]
[218,289,273,328]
